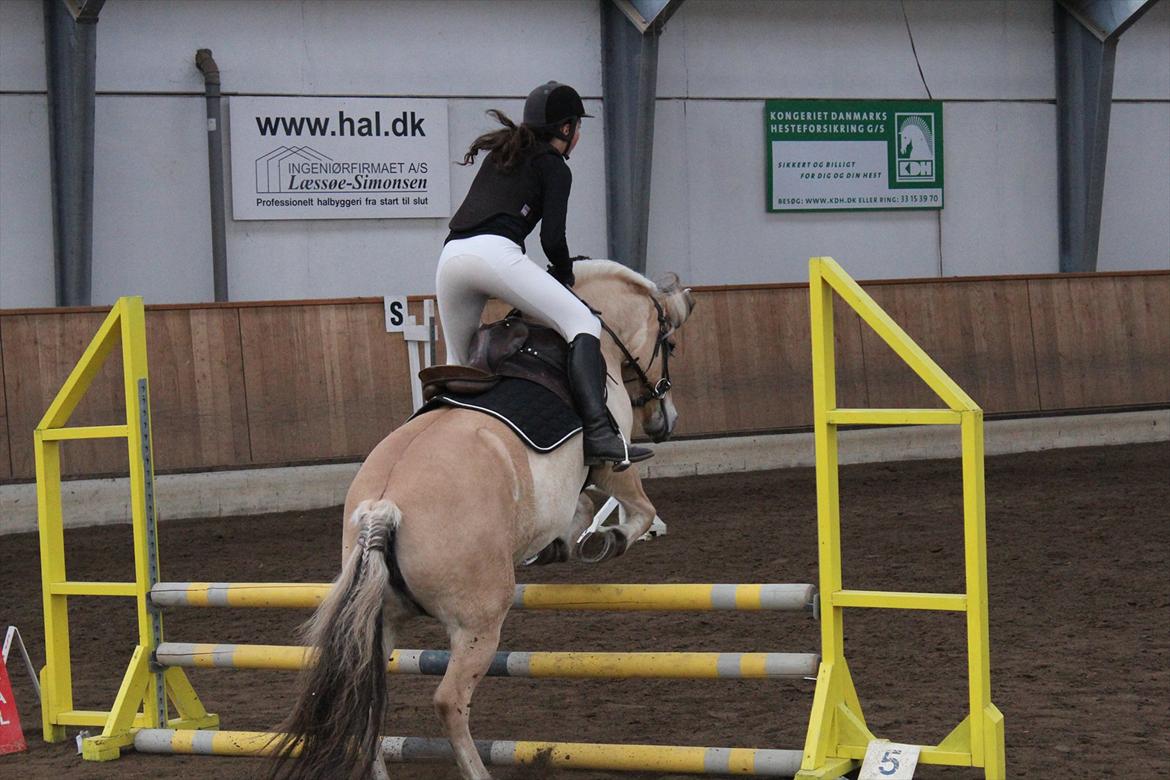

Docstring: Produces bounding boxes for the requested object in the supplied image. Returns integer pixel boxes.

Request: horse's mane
[573,259,657,292]
[574,259,693,328]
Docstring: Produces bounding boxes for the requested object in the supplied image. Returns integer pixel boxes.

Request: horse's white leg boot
[435,623,502,780]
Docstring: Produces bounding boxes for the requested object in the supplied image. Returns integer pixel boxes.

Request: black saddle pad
[417,376,582,453]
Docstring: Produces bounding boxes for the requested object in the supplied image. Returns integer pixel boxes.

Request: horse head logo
[898,115,934,161]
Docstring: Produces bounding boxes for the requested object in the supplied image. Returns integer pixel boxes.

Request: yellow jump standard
[797,257,1004,778]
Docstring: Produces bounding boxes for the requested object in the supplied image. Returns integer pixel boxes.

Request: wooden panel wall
[147,309,251,471]
[1,309,261,480]
[1,271,1165,482]
[0,332,10,480]
[1028,274,1170,409]
[667,286,868,437]
[238,302,415,464]
[2,310,127,480]
[860,280,1040,413]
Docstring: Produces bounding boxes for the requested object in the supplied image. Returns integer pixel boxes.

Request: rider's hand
[548,263,575,288]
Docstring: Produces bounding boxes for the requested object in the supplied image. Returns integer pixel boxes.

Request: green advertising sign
[765,99,944,212]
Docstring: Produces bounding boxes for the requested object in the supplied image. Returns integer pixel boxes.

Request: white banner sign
[229,96,450,220]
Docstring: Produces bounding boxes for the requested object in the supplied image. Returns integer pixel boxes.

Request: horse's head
[574,261,695,442]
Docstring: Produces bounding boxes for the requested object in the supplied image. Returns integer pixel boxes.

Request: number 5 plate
[858,740,921,780]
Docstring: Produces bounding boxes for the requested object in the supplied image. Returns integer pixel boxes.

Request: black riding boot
[568,334,653,471]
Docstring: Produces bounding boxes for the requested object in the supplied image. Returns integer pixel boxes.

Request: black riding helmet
[523,81,591,149]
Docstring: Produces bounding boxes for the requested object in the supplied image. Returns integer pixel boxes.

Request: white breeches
[436,234,600,366]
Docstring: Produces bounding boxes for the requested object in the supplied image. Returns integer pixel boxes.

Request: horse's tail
[268,499,403,780]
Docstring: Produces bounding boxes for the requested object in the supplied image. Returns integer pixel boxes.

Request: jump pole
[133,728,805,776]
[149,581,817,612]
[153,641,819,680]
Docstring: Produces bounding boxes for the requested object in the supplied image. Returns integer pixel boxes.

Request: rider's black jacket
[446,144,572,273]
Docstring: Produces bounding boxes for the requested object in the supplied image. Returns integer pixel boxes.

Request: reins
[575,289,675,408]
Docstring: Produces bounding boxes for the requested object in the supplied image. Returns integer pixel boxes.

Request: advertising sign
[766,99,943,212]
[230,96,450,220]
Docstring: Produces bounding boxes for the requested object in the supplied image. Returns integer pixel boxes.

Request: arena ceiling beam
[1054,0,1161,273]
[602,0,686,273]
[44,0,104,305]
[62,0,104,21]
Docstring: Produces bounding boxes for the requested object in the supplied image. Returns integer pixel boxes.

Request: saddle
[419,315,574,408]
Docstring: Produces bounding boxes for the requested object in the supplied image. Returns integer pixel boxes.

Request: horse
[269,259,694,780]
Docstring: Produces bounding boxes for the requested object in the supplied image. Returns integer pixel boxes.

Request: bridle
[596,294,676,408]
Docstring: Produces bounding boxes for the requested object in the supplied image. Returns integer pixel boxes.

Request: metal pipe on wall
[1054,0,1162,273]
[43,0,103,306]
[601,1,685,274]
[196,49,229,302]
[602,5,659,274]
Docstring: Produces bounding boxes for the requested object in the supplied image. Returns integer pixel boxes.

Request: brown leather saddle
[419,315,574,408]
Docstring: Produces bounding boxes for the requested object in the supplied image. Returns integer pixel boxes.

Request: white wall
[0,0,606,306]
[1,0,1167,307]
[1100,0,1170,272]
[645,0,1167,284]
[0,0,52,308]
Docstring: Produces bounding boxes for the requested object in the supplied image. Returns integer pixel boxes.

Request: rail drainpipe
[196,49,229,301]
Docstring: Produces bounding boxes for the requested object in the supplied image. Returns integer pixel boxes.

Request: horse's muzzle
[643,398,677,442]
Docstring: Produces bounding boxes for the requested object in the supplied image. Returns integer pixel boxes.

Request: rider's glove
[548,263,575,288]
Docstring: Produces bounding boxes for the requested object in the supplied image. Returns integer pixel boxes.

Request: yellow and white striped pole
[154,642,819,680]
[133,729,805,776]
[149,581,817,612]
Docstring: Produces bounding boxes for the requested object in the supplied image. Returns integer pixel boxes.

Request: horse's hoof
[577,528,628,563]
[523,538,570,566]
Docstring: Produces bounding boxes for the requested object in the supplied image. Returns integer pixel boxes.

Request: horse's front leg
[577,465,658,563]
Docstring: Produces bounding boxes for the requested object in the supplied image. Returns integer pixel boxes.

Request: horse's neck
[578,280,647,350]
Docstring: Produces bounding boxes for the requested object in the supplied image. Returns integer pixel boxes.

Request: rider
[437,81,651,469]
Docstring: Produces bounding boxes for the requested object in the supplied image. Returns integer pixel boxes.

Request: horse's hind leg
[435,619,504,779]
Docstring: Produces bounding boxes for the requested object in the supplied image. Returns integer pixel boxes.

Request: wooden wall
[1,272,1166,481]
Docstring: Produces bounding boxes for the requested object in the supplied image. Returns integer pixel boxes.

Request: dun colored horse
[271,260,694,779]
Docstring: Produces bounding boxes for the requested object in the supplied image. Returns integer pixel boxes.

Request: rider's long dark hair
[460,109,549,171]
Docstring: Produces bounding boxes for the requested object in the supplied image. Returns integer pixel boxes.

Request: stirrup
[585,431,653,473]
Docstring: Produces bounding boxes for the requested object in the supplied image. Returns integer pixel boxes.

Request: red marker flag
[0,656,27,755]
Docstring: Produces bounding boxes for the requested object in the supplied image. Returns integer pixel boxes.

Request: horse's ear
[655,273,694,328]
